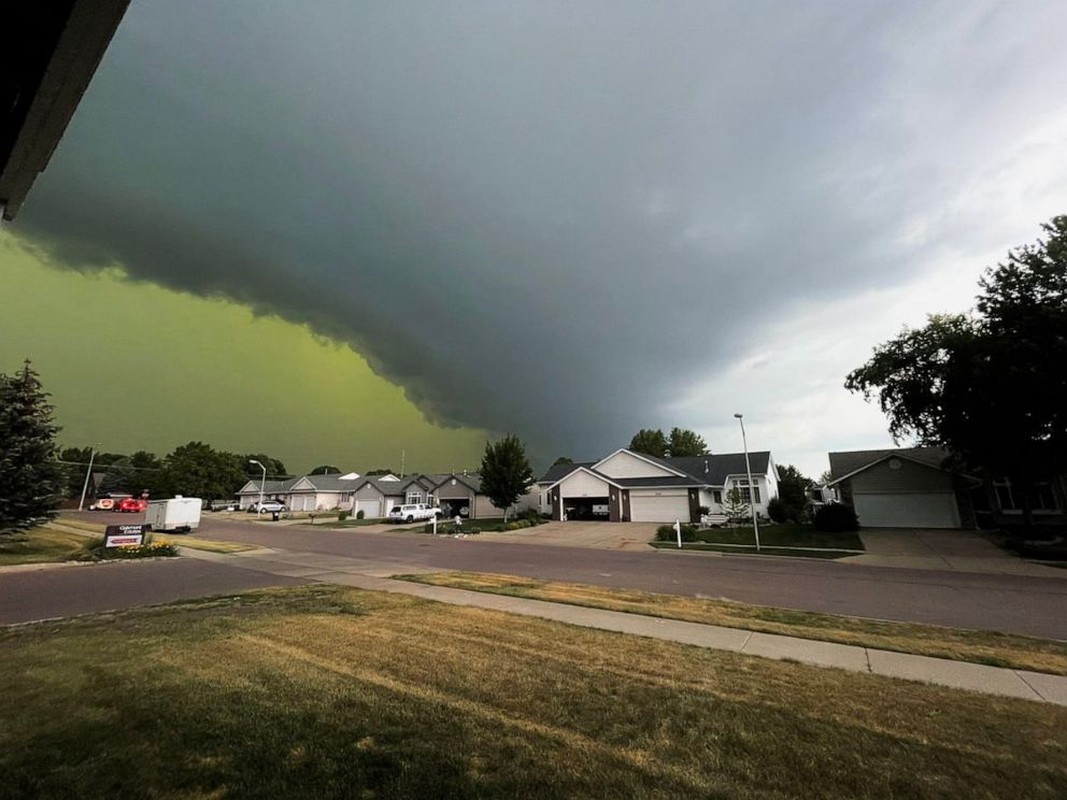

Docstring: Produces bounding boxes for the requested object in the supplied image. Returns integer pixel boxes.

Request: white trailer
[145,497,202,533]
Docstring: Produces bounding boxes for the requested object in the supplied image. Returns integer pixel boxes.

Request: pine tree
[0,361,63,533]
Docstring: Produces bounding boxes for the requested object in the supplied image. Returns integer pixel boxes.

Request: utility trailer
[145,496,202,533]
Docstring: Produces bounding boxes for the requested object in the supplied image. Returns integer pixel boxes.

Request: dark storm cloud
[15,0,1066,461]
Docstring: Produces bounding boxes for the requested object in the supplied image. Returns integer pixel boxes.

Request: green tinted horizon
[0,231,487,474]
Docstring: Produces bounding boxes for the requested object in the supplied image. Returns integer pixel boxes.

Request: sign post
[674,519,682,549]
[104,524,147,548]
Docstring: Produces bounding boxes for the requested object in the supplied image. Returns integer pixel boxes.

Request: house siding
[595,451,675,479]
[851,460,954,493]
[557,471,612,497]
[473,495,498,519]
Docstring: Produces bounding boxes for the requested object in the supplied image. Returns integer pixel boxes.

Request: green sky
[0,231,487,474]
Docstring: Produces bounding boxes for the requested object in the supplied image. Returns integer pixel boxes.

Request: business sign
[104,524,147,548]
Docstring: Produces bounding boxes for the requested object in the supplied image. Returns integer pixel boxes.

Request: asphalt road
[6,511,1067,639]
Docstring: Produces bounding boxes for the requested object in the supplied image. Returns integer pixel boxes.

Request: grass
[0,585,1064,798]
[694,524,864,550]
[399,572,1067,676]
[650,541,853,558]
[0,527,98,566]
[155,536,259,553]
[54,517,106,533]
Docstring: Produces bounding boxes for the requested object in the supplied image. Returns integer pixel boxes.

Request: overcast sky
[8,0,1067,476]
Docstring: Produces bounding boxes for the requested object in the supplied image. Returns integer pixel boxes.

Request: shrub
[100,542,179,559]
[355,509,365,520]
[516,507,541,522]
[766,497,788,524]
[814,502,860,532]
[338,510,350,522]
[655,524,698,542]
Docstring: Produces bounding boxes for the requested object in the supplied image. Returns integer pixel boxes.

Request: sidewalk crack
[1013,671,1048,702]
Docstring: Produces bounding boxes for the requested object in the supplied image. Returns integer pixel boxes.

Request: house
[537,448,779,523]
[237,471,362,511]
[432,472,533,519]
[826,448,979,529]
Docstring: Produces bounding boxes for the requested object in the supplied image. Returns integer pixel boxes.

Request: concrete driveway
[843,528,1063,576]
[474,521,659,550]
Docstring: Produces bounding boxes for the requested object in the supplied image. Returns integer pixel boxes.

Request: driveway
[474,521,659,550]
[843,528,1059,576]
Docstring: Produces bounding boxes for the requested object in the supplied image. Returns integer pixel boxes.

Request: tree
[776,464,813,522]
[847,216,1067,527]
[0,361,63,533]
[667,427,709,457]
[157,442,246,503]
[364,468,395,476]
[551,456,573,466]
[629,428,668,458]
[309,465,341,475]
[722,487,749,525]
[243,454,288,478]
[479,434,534,522]
[99,457,136,494]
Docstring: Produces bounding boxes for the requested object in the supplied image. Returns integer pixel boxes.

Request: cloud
[14,0,1067,465]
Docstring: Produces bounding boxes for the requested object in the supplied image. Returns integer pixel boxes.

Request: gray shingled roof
[828,447,950,481]
[300,474,363,491]
[540,451,773,489]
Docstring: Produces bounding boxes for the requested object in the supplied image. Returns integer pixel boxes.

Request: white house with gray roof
[538,448,779,523]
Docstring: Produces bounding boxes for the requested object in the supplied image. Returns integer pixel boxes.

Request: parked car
[89,494,131,511]
[251,500,288,514]
[117,497,148,513]
[387,503,443,523]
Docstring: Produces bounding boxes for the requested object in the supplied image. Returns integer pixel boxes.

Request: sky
[2,0,1065,478]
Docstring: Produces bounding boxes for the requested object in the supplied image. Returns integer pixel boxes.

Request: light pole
[249,459,266,511]
[78,447,98,511]
[733,413,761,552]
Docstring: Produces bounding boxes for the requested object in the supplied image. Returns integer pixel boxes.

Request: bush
[813,503,860,532]
[338,510,350,522]
[356,509,365,520]
[767,497,788,524]
[655,524,698,542]
[516,507,541,523]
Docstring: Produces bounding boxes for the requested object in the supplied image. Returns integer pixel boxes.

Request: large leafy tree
[776,464,813,522]
[847,216,1067,526]
[479,434,534,522]
[308,465,342,475]
[0,361,63,533]
[157,442,247,503]
[629,428,668,458]
[668,427,709,457]
[242,453,288,478]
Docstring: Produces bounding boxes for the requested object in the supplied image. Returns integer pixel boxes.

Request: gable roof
[238,478,297,495]
[827,447,959,486]
[543,466,625,491]
[538,461,596,484]
[300,473,362,491]
[592,448,689,478]
[432,472,483,493]
[664,452,773,485]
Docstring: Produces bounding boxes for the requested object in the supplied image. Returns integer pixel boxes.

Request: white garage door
[353,499,380,518]
[629,493,690,523]
[853,493,960,528]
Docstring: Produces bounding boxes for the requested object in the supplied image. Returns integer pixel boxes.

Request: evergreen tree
[479,434,534,522]
[0,361,63,533]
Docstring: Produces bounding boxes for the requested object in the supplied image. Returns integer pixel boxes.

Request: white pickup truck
[386,503,443,524]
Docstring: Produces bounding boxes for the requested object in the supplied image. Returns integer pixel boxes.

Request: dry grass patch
[400,572,1067,676]
[0,584,1065,798]
[155,536,259,553]
[0,527,97,566]
[53,517,106,533]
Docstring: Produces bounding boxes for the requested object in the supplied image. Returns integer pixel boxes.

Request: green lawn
[0,527,97,566]
[1,585,1064,798]
[695,524,864,550]
[399,572,1067,675]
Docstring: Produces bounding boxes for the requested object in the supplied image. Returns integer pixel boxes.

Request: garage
[853,492,961,529]
[353,499,381,518]
[439,498,471,518]
[563,496,609,521]
[629,492,690,523]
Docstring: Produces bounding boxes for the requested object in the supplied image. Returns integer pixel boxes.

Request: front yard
[0,526,96,566]
[1,585,1065,798]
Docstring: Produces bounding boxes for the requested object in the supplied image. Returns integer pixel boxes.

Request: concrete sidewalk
[183,546,1067,706]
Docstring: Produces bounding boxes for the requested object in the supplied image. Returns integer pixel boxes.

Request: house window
[712,490,722,504]
[734,479,761,504]
[994,480,1058,511]
[406,491,422,504]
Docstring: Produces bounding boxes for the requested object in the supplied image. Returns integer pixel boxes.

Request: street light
[733,413,761,552]
[249,459,266,511]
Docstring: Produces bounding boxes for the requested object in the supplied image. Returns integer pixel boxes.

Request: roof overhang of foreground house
[827,452,981,487]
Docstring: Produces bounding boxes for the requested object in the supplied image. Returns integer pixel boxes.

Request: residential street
[4,511,1063,640]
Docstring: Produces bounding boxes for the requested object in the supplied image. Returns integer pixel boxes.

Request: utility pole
[78,447,97,511]
[734,413,761,552]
